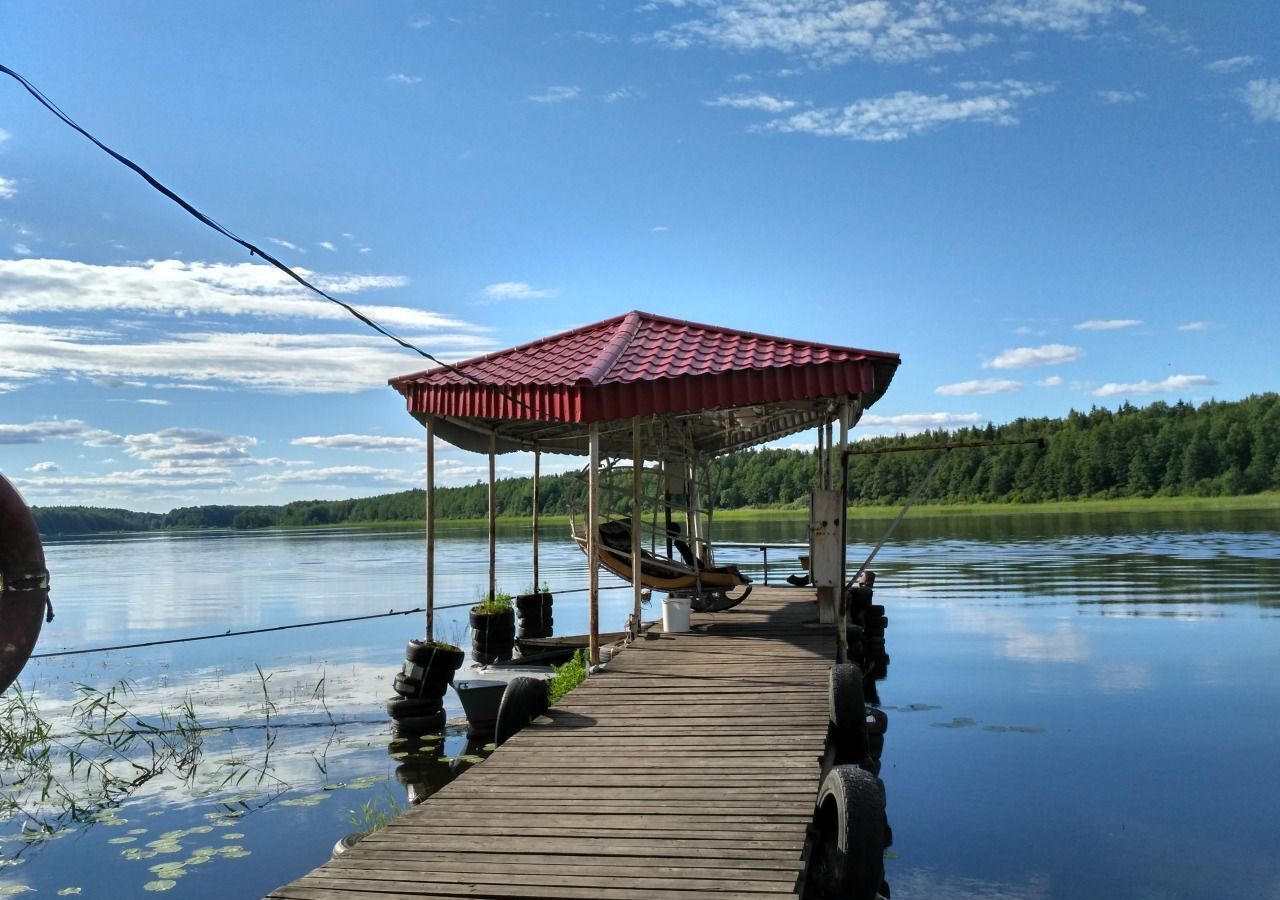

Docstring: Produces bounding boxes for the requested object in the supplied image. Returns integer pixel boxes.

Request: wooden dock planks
[266,587,829,900]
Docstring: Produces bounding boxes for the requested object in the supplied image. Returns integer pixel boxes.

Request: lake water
[4,510,1279,898]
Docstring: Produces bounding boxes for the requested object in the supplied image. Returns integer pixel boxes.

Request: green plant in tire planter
[470,591,516,664]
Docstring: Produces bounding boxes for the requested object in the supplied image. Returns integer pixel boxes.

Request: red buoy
[0,474,51,694]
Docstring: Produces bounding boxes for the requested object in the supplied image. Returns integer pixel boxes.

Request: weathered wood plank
[267,587,830,900]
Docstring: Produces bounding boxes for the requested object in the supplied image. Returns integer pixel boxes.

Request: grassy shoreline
[329,491,1280,530]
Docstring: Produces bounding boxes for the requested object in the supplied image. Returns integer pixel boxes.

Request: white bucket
[662,596,692,633]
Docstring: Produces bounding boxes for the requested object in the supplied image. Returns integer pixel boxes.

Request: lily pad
[143,880,177,892]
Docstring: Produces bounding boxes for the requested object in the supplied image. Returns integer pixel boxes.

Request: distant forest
[31,393,1280,536]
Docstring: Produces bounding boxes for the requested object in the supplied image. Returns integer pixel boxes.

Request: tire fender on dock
[0,474,51,694]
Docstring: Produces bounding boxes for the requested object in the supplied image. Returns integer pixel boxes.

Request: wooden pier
[268,586,831,900]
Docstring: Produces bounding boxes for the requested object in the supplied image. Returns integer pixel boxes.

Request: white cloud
[979,0,1145,33]
[1096,89,1145,104]
[248,465,418,488]
[530,86,581,103]
[984,343,1083,369]
[1093,374,1218,397]
[1242,78,1280,123]
[0,128,9,144]
[292,434,423,453]
[602,87,641,103]
[762,81,1053,141]
[27,461,59,473]
[409,15,432,29]
[134,398,171,406]
[651,0,995,65]
[650,0,1141,65]
[0,258,472,332]
[861,412,986,429]
[388,73,423,85]
[269,237,305,253]
[1205,55,1257,74]
[0,176,16,200]
[11,242,30,255]
[1037,375,1063,387]
[0,322,490,394]
[707,93,798,112]
[122,428,262,466]
[0,419,121,447]
[650,225,669,233]
[1074,318,1141,330]
[478,281,558,302]
[576,31,617,44]
[1177,321,1210,331]
[318,241,336,252]
[935,379,1023,396]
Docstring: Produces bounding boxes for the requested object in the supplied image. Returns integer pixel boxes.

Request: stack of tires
[806,569,893,900]
[470,605,515,665]
[388,639,464,735]
[516,591,553,639]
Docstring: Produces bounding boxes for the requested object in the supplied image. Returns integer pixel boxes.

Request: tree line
[30,393,1280,536]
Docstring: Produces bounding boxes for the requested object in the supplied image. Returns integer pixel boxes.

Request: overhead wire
[0,63,546,419]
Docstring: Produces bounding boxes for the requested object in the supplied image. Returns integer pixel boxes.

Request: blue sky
[1,1,1277,513]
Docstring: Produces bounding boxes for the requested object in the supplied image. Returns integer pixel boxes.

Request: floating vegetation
[983,724,1046,734]
[0,887,35,895]
[56,889,81,896]
[931,716,978,729]
[894,703,942,713]
[278,793,330,808]
[142,880,177,892]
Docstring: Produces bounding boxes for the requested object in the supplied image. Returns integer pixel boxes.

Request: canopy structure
[391,311,900,664]
[390,311,900,459]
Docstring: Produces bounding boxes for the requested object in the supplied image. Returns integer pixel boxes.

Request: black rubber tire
[404,641,465,679]
[865,705,888,736]
[472,646,513,665]
[391,710,448,736]
[494,676,549,746]
[804,764,887,900]
[519,626,553,640]
[469,608,516,631]
[386,696,444,719]
[518,611,553,624]
[393,672,448,700]
[516,593,553,613]
[829,664,870,764]
[845,585,874,612]
[867,604,885,619]
[472,624,516,644]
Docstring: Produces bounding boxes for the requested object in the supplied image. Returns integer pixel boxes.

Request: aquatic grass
[343,789,404,833]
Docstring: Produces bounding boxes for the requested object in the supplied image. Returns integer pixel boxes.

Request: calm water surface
[3,511,1278,898]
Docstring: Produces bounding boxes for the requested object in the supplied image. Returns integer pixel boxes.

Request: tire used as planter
[829,663,870,766]
[515,592,552,614]
[493,676,550,746]
[392,672,448,701]
[803,765,887,900]
[469,607,515,631]
[404,640,465,682]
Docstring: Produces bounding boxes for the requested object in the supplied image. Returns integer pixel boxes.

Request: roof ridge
[578,310,642,386]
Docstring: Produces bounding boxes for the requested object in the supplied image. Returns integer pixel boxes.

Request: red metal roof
[391,311,899,425]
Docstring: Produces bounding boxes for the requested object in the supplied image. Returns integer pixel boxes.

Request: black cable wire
[28,585,635,659]
[0,63,546,419]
